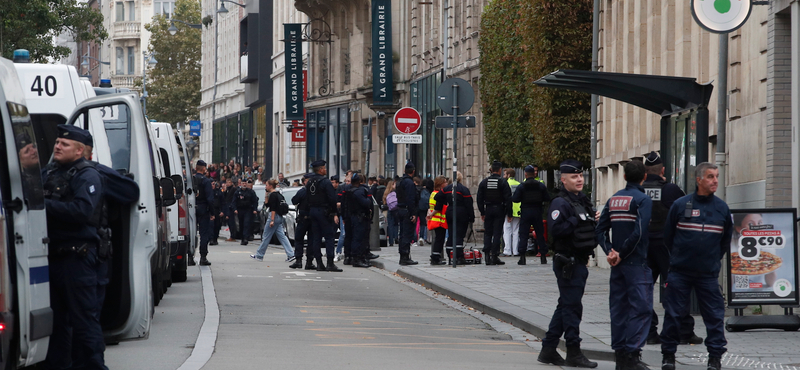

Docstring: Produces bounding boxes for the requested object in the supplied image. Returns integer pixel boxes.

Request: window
[116,47,124,74]
[5,103,45,210]
[115,2,125,21]
[127,1,135,21]
[154,1,174,18]
[127,47,135,75]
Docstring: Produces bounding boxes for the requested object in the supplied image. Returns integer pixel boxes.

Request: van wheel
[172,268,188,282]
[152,276,161,307]
[164,264,173,288]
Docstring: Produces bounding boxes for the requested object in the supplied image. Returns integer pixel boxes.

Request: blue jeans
[336,218,345,254]
[661,271,727,357]
[254,214,294,259]
[387,210,399,245]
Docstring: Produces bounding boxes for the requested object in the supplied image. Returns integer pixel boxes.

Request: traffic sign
[392,134,422,144]
[691,0,752,33]
[394,107,422,134]
[189,120,201,137]
[436,78,475,115]
[435,115,476,129]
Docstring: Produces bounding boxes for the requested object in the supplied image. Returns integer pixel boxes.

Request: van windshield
[102,103,131,171]
[29,113,66,167]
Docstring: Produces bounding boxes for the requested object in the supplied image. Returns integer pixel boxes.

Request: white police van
[175,128,197,261]
[0,56,52,368]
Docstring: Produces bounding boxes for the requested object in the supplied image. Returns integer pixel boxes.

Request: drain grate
[690,353,799,370]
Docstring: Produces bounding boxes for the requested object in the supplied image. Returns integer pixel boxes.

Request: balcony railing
[113,21,141,40]
[111,75,136,88]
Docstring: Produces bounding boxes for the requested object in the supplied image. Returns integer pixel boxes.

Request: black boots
[707,356,721,370]
[352,257,370,268]
[326,257,343,272]
[289,258,303,269]
[399,255,419,265]
[430,255,447,265]
[518,255,526,265]
[343,257,353,265]
[367,252,380,259]
[661,353,676,370]
[199,256,211,266]
[541,254,548,264]
[304,257,317,270]
[492,254,505,265]
[617,351,649,370]
[316,256,327,271]
[565,346,597,368]
[646,332,661,345]
[680,333,704,345]
[537,346,566,366]
[486,252,495,265]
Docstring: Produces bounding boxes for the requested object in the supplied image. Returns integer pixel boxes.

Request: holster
[554,253,576,279]
[97,227,113,261]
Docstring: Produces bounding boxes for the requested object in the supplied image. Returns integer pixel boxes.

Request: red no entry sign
[394,107,422,134]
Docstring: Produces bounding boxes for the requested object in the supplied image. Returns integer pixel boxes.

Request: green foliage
[1,0,107,62]
[479,0,592,169]
[143,0,202,126]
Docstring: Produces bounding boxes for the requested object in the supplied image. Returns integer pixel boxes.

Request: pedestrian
[434,171,474,265]
[418,178,433,245]
[223,178,238,241]
[305,160,342,271]
[640,152,701,345]
[193,160,214,266]
[335,172,352,263]
[251,179,295,262]
[383,180,398,246]
[289,174,318,269]
[503,168,522,256]
[427,176,448,265]
[513,164,551,265]
[537,159,597,368]
[374,177,387,207]
[278,172,290,187]
[660,162,731,370]
[596,160,653,370]
[477,160,513,265]
[343,173,374,267]
[42,125,108,370]
[395,162,420,265]
[211,181,224,245]
[331,175,340,190]
[231,179,259,246]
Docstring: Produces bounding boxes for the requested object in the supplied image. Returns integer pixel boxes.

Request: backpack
[387,192,398,211]
[418,188,430,212]
[274,192,290,216]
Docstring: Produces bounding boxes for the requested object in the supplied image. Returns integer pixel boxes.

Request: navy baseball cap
[559,160,583,174]
[644,151,662,166]
[405,161,416,171]
[196,159,207,167]
[57,125,93,146]
[311,159,327,167]
[524,165,537,173]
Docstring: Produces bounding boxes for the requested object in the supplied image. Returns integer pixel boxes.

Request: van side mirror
[160,178,177,207]
[153,177,162,206]
[170,175,184,198]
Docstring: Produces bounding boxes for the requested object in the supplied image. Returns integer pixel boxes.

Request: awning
[534,69,714,116]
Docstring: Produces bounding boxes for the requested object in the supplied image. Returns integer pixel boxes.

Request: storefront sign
[284,23,304,120]
[371,0,393,106]
[292,120,306,142]
[727,208,799,306]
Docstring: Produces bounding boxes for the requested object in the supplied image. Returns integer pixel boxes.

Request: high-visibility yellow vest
[508,178,521,217]
[427,190,448,229]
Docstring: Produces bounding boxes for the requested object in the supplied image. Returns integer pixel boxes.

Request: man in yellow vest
[503,168,522,256]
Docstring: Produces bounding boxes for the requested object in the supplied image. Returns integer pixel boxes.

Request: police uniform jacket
[223,185,238,212]
[513,177,550,210]
[642,174,684,241]
[395,174,418,210]
[95,162,139,204]
[230,187,258,212]
[476,173,513,217]
[194,173,214,208]
[547,187,596,263]
[596,182,652,266]
[347,184,373,220]
[337,183,352,216]
[292,187,309,217]
[213,188,225,215]
[42,158,104,245]
[664,192,732,276]
[306,173,337,214]
[434,183,475,223]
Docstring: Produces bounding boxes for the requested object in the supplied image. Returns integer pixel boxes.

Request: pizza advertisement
[727,209,799,306]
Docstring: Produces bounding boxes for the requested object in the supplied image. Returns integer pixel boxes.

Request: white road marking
[177,264,219,370]
[281,271,316,277]
[236,275,274,278]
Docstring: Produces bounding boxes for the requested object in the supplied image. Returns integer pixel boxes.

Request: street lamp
[142,52,158,117]
[217,0,245,14]
[81,54,110,81]
[168,19,202,35]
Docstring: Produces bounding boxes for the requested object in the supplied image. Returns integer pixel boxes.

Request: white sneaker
[418,238,425,245]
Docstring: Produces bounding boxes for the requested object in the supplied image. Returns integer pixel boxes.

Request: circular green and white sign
[692,0,752,33]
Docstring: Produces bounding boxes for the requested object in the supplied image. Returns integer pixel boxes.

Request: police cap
[57,125,93,146]
[559,159,583,174]
[311,159,326,168]
[405,161,415,171]
[644,151,662,166]
[303,172,314,179]
[351,173,362,183]
[196,159,207,167]
[524,165,537,174]
[15,132,33,147]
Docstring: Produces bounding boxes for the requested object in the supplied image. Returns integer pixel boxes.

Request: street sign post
[435,77,475,268]
[394,107,422,134]
[391,134,423,144]
[434,115,476,128]
[691,0,752,33]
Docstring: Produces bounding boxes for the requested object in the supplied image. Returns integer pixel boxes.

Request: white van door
[175,131,197,257]
[66,93,156,341]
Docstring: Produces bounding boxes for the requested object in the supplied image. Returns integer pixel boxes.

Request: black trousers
[482,204,505,256]
[294,215,316,260]
[343,215,354,257]
[648,238,695,338]
[518,207,547,255]
[430,227,447,259]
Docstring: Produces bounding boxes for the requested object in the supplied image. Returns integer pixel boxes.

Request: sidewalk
[372,244,800,370]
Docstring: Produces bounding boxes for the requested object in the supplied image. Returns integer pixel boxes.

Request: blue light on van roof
[13,49,30,63]
[99,79,112,88]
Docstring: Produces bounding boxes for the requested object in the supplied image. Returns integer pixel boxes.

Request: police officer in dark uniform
[336,176,354,264]
[661,162,731,370]
[396,162,420,265]
[223,178,239,241]
[306,160,342,272]
[344,173,374,268]
[477,160,512,265]
[231,179,258,245]
[434,171,474,265]
[513,164,551,265]
[211,181,224,245]
[596,160,653,370]
[43,125,108,370]
[537,160,597,368]
[289,173,317,269]
[641,152,701,346]
[193,160,214,266]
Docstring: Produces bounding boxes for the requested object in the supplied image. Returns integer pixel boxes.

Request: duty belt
[50,242,94,258]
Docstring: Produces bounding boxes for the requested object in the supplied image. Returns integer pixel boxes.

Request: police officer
[477,160,512,265]
[43,125,108,370]
[396,162,420,265]
[211,181,224,245]
[193,160,214,266]
[434,171,475,265]
[537,160,597,368]
[596,160,653,370]
[641,152,701,346]
[661,162,731,370]
[289,174,318,269]
[344,173,374,268]
[336,173,353,264]
[231,179,258,245]
[223,178,239,241]
[306,160,342,271]
[513,164,551,265]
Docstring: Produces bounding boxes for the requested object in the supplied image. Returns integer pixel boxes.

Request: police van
[150,122,190,282]
[0,56,52,369]
[12,56,171,342]
[175,129,197,262]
